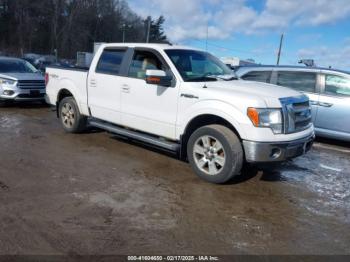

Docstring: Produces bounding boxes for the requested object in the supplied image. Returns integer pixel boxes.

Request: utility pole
[54,49,58,63]
[122,24,126,43]
[121,24,131,43]
[146,17,151,43]
[276,33,284,65]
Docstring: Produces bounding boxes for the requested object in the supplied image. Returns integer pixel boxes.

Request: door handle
[309,100,319,106]
[122,85,130,93]
[318,102,333,107]
[90,79,97,86]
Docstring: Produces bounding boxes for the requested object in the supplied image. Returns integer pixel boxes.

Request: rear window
[241,71,272,83]
[277,71,316,93]
[96,49,126,75]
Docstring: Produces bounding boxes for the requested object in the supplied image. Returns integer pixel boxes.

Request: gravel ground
[0,103,349,256]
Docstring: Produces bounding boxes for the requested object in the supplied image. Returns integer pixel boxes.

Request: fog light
[270,148,282,159]
[3,90,14,96]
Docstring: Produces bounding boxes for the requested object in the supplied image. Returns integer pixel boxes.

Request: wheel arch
[180,114,243,160]
[56,88,75,118]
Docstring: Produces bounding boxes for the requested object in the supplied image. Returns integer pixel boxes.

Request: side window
[325,75,350,97]
[277,71,316,93]
[241,71,272,83]
[96,49,126,75]
[128,51,164,79]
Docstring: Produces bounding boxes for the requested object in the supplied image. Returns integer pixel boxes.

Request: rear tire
[187,124,243,184]
[59,97,87,133]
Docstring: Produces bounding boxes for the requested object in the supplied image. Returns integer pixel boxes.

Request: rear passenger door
[315,74,350,135]
[274,70,319,123]
[88,48,128,124]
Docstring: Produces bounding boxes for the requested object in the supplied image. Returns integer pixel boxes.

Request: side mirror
[145,70,173,87]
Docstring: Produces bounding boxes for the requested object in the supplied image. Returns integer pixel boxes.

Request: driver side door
[120,49,179,139]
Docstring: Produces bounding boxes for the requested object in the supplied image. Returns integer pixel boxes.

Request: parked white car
[45,43,314,183]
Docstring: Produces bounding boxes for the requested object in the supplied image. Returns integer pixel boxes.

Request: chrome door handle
[318,102,333,107]
[309,100,319,106]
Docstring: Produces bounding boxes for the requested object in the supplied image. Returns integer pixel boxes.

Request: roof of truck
[100,43,203,51]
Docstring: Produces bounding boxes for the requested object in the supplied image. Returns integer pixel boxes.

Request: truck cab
[45,43,314,184]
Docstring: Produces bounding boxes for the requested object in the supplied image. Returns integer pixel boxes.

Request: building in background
[221,57,256,70]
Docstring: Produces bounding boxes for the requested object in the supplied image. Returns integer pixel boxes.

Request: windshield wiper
[186,76,218,82]
[208,74,238,81]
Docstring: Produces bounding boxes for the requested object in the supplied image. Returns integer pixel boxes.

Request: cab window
[241,71,272,83]
[128,50,164,79]
[277,71,316,93]
[96,49,126,75]
[325,75,350,97]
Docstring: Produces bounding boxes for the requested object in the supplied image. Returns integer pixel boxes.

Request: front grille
[17,80,45,89]
[17,93,45,98]
[280,96,312,134]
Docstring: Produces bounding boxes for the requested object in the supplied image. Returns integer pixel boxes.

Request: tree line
[0,0,168,59]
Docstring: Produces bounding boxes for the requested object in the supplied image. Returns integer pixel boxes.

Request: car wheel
[187,124,243,184]
[59,97,87,133]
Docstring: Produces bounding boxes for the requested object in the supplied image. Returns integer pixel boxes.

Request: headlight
[0,78,16,86]
[247,108,283,134]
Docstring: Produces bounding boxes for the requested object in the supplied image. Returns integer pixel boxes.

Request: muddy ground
[0,103,349,255]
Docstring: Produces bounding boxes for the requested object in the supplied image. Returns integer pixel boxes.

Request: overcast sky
[128,0,350,70]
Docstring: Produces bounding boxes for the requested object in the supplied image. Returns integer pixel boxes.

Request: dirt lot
[0,103,349,255]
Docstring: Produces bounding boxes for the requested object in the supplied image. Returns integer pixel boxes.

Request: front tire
[187,125,243,184]
[59,97,87,133]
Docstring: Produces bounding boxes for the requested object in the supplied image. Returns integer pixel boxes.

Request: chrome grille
[280,96,312,134]
[17,80,45,89]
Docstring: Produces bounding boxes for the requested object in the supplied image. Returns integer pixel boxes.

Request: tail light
[45,73,49,86]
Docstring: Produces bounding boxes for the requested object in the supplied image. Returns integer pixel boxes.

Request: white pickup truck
[45,43,314,184]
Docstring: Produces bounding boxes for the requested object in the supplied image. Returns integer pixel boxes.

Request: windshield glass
[165,49,234,82]
[0,59,38,73]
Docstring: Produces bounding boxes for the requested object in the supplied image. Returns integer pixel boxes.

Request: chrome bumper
[0,90,45,101]
[243,134,315,163]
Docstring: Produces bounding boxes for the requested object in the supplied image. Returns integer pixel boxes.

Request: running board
[89,119,180,152]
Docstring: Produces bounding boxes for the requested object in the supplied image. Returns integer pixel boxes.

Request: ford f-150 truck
[45,43,314,184]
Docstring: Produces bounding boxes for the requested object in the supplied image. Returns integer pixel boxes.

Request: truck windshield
[165,49,234,82]
[0,59,38,73]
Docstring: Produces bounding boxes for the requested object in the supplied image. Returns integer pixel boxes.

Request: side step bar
[89,119,180,152]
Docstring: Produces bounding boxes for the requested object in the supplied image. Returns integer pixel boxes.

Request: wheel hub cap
[193,135,226,176]
[61,103,75,128]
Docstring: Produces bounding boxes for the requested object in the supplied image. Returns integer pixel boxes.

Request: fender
[176,100,251,140]
[56,77,89,116]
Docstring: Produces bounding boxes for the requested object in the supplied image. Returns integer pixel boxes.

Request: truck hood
[0,73,44,81]
[201,79,303,107]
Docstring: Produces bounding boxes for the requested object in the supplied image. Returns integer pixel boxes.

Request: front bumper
[0,88,45,101]
[243,133,315,163]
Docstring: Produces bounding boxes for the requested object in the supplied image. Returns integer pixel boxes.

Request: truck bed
[46,65,89,72]
[45,66,90,116]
